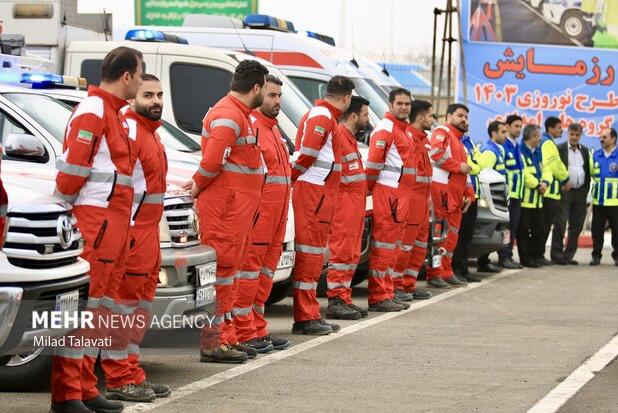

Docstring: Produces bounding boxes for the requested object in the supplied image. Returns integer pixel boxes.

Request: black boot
[105,384,156,403]
[241,338,275,354]
[292,320,332,335]
[326,297,361,320]
[82,395,124,413]
[263,334,291,350]
[50,401,95,413]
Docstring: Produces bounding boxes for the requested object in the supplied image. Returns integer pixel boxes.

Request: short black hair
[341,95,370,121]
[141,73,159,82]
[545,116,562,131]
[488,120,505,137]
[230,60,269,93]
[522,124,540,141]
[609,128,618,140]
[326,75,355,97]
[388,87,412,104]
[446,103,469,115]
[101,47,143,83]
[568,123,582,133]
[409,99,432,123]
[264,74,283,86]
[505,114,522,125]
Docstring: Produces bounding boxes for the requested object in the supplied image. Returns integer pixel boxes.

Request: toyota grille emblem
[57,215,74,250]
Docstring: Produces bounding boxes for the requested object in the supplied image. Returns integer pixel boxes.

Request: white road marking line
[527,333,618,413]
[126,270,519,412]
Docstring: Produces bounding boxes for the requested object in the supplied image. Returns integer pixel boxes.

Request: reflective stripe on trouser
[52,207,130,403]
[326,189,366,303]
[368,184,411,304]
[233,192,289,343]
[426,185,462,280]
[102,225,161,388]
[197,185,261,349]
[292,180,337,321]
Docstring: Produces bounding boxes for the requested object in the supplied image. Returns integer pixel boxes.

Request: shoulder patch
[314,125,326,136]
[376,140,386,149]
[435,135,445,142]
[76,130,94,145]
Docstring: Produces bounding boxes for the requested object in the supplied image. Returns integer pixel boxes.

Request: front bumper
[0,273,90,357]
[469,206,510,258]
[153,244,217,327]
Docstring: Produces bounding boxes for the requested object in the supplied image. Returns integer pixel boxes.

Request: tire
[266,280,292,305]
[561,10,591,41]
[0,347,51,391]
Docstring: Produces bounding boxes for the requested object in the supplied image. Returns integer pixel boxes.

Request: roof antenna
[350,22,358,68]
[231,16,253,56]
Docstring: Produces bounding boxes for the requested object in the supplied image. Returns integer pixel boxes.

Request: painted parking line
[527,333,618,413]
[126,269,520,412]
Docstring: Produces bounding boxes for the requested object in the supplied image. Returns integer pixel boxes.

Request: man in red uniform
[51,47,144,413]
[233,74,291,353]
[102,74,171,400]
[392,100,435,301]
[426,103,474,288]
[325,96,370,320]
[365,88,416,312]
[291,75,354,335]
[188,60,269,363]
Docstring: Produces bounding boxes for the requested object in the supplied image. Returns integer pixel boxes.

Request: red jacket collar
[315,99,342,120]
[338,124,357,146]
[252,109,278,129]
[385,112,409,131]
[407,125,428,141]
[87,85,128,112]
[227,93,252,115]
[445,123,465,139]
[125,109,162,133]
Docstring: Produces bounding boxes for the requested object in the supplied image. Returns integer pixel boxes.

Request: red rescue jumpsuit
[101,109,167,388]
[325,124,366,303]
[365,113,416,305]
[426,124,474,280]
[52,86,135,403]
[393,125,432,292]
[194,94,264,350]
[291,100,342,322]
[233,109,291,343]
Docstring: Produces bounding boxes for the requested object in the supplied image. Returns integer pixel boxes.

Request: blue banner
[459,0,618,149]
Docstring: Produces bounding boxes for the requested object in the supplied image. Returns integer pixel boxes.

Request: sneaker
[348,303,368,318]
[318,318,341,332]
[427,277,451,289]
[233,342,258,359]
[106,383,156,403]
[412,288,432,300]
[262,334,291,350]
[82,395,124,413]
[50,401,96,413]
[241,338,274,354]
[292,320,332,335]
[326,297,361,320]
[368,299,404,312]
[200,344,248,364]
[137,379,172,398]
[392,296,411,309]
[394,289,414,302]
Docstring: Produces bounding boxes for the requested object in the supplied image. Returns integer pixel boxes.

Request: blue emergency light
[304,31,336,46]
[125,29,188,44]
[0,71,85,89]
[243,14,296,32]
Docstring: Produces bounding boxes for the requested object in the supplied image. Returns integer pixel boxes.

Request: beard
[251,94,264,109]
[454,122,468,133]
[135,103,162,121]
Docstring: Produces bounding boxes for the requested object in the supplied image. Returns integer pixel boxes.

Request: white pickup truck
[0,160,89,390]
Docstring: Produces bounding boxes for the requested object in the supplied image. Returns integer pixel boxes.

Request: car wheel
[266,280,292,305]
[561,10,586,39]
[0,347,51,391]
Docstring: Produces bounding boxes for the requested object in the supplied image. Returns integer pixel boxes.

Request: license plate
[197,263,217,286]
[432,254,442,269]
[55,290,80,313]
[195,285,215,308]
[503,230,511,245]
[277,251,295,269]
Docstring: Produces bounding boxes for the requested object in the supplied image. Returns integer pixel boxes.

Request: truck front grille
[489,182,509,213]
[3,207,83,269]
[163,195,200,248]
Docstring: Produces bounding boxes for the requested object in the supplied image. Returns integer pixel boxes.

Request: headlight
[159,215,171,243]
[478,198,489,208]
[0,287,23,348]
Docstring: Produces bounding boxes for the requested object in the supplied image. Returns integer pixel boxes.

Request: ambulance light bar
[303,31,336,46]
[125,29,189,44]
[0,72,87,89]
[243,14,296,32]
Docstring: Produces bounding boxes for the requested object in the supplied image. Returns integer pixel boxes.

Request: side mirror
[4,133,47,162]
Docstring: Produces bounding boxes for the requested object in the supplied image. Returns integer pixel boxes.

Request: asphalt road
[2,247,618,412]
